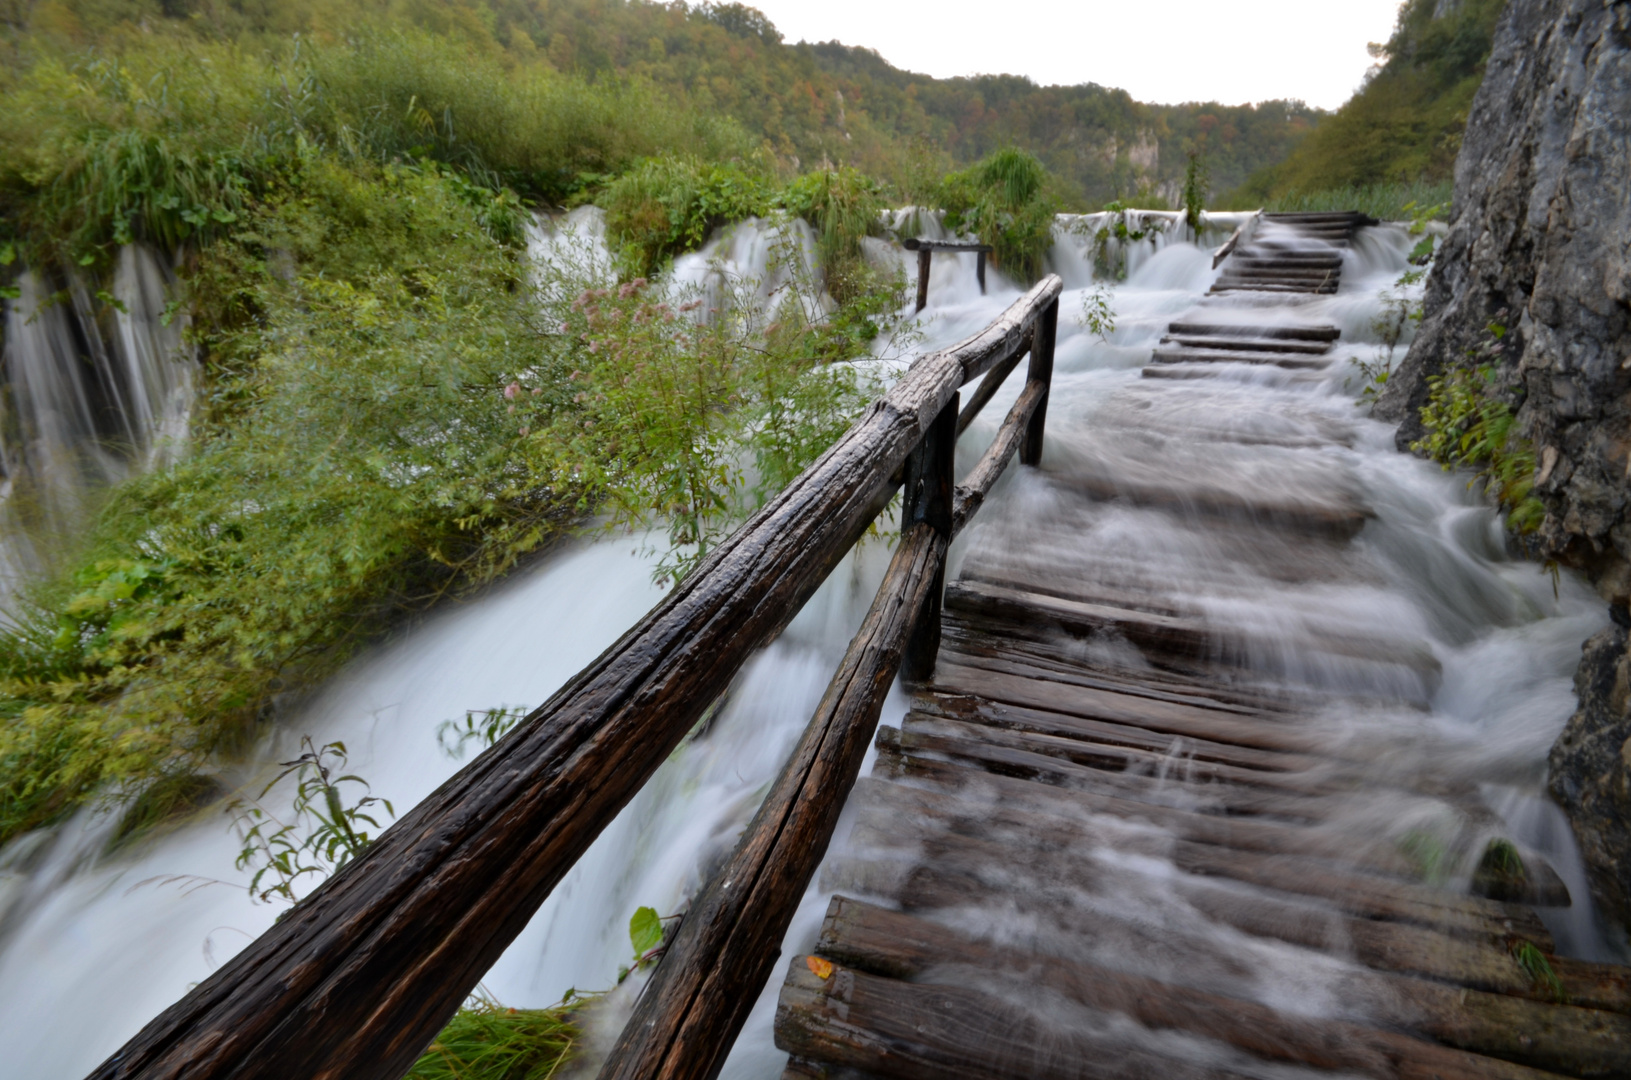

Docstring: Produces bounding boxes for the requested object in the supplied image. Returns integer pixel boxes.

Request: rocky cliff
[1376,0,1631,930]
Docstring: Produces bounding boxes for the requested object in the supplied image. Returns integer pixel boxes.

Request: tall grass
[938,148,1059,283]
[0,27,749,262]
[407,995,581,1080]
[1260,180,1453,221]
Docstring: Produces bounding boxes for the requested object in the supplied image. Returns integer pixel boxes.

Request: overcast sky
[743,0,1405,111]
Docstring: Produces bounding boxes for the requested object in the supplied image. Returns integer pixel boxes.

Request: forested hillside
[1232,0,1505,205]
[0,0,1320,207]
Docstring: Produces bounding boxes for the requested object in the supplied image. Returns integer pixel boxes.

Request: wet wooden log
[87,278,1062,1080]
[777,957,1271,1080]
[834,809,1630,1015]
[1019,298,1057,466]
[954,329,1029,437]
[951,379,1046,535]
[900,396,956,685]
[597,522,946,1080]
[801,896,1567,1080]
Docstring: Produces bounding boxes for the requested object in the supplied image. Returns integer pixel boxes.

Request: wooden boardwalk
[772,217,1631,1080]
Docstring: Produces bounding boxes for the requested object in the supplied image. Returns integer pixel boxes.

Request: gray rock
[1549,625,1631,927]
[1379,0,1631,933]
[1377,0,1631,600]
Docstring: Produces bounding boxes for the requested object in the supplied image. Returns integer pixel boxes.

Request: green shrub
[1412,321,1545,535]
[779,166,886,305]
[600,154,774,276]
[938,148,1058,284]
[1254,180,1454,221]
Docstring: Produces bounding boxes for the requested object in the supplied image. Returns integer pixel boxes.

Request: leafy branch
[229,737,394,904]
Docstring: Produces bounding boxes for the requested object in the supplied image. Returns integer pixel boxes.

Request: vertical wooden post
[915,248,932,312]
[976,250,987,295]
[901,392,957,683]
[1019,297,1057,467]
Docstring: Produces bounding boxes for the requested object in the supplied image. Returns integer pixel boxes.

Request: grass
[1258,180,1454,221]
[407,994,583,1080]
[938,148,1060,284]
[1412,323,1545,537]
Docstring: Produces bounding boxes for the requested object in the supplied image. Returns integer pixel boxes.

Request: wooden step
[851,778,1554,946]
[1150,347,1335,368]
[1161,334,1333,354]
[788,897,1626,1079]
[1165,322,1341,341]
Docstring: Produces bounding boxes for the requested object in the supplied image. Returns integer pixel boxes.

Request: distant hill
[1231,0,1505,205]
[0,0,1324,208]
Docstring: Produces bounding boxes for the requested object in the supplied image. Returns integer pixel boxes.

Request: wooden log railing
[1211,210,1261,269]
[903,237,994,310]
[88,275,1062,1080]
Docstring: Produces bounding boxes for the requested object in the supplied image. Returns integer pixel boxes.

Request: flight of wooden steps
[770,211,1631,1080]
[1209,211,1377,296]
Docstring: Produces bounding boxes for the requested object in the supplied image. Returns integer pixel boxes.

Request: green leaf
[629,905,663,955]
[0,242,15,266]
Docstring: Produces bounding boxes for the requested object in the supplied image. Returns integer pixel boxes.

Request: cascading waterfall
[0,209,1619,1079]
[0,245,194,587]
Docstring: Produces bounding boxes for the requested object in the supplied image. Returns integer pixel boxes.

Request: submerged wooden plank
[849,777,1555,948]
[804,896,1577,1080]
[776,958,1275,1080]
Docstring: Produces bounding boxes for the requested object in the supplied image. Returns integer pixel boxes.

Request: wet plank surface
[772,218,1631,1080]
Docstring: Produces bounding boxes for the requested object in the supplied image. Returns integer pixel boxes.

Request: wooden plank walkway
[771,218,1631,1080]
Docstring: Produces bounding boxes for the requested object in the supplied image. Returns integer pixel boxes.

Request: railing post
[901,391,957,683]
[915,248,932,312]
[1019,297,1058,466]
[976,250,987,295]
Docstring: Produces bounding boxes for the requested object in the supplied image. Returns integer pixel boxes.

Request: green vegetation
[938,148,1059,283]
[0,17,888,845]
[0,0,1319,212]
[1261,180,1455,222]
[407,994,582,1080]
[1411,319,1545,535]
[1511,940,1567,1004]
[1232,0,1503,210]
[1180,152,1208,239]
[231,738,393,904]
[601,155,773,277]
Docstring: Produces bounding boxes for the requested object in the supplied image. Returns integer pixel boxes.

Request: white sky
[746,0,1405,110]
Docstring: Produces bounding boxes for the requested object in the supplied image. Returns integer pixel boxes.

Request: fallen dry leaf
[806,956,835,980]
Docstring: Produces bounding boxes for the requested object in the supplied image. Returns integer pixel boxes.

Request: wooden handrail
[598,290,1059,1080]
[906,237,995,309]
[1212,210,1261,269]
[88,276,1062,1080]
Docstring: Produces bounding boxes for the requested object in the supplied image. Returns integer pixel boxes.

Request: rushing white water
[0,246,194,588]
[0,211,1618,1078]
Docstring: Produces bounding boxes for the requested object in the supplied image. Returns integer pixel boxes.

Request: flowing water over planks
[773,217,1631,1080]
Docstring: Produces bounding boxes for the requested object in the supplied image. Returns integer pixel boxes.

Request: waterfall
[0,245,195,581]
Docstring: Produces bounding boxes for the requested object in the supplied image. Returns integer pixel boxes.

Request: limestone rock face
[1377,0,1631,597]
[1549,624,1631,927]
[1377,0,1631,932]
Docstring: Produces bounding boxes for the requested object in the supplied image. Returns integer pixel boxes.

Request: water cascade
[0,245,194,586]
[0,211,1618,1078]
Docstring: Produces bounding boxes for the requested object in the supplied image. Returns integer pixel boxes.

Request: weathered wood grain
[598,523,945,1080]
[807,897,1569,1080]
